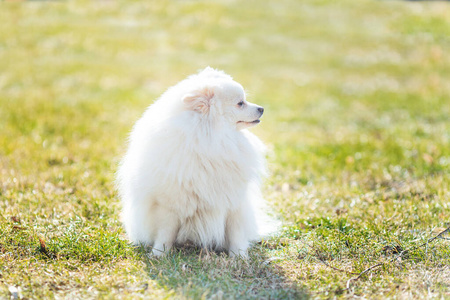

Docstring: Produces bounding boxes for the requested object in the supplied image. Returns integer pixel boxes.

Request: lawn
[0,0,449,299]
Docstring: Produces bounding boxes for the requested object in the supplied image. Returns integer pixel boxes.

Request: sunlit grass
[1,0,449,299]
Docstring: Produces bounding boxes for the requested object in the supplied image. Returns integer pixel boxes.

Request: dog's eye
[237,101,244,107]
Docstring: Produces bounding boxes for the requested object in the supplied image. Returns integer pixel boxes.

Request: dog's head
[182,67,264,130]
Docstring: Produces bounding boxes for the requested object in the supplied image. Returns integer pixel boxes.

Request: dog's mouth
[237,119,260,125]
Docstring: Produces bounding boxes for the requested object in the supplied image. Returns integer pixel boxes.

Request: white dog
[116,67,270,257]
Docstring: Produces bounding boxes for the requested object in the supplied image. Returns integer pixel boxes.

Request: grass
[0,0,449,298]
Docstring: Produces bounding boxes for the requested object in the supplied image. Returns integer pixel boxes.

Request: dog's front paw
[150,247,166,257]
[229,247,248,259]
[148,243,172,258]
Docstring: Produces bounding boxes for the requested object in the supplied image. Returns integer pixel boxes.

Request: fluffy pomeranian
[116,67,271,257]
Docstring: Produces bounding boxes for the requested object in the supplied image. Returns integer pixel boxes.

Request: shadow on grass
[138,243,309,299]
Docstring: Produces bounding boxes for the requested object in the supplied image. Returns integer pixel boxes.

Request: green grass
[1,0,449,299]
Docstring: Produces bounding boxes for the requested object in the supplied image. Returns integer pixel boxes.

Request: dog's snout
[258,107,264,115]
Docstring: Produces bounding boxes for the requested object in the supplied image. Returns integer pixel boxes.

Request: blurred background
[1,0,449,176]
[0,0,449,298]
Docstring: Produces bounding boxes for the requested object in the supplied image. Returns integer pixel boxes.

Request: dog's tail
[248,182,281,240]
[255,203,281,239]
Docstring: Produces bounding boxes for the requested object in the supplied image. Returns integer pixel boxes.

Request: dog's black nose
[258,107,264,115]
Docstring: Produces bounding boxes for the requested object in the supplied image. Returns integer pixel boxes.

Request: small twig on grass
[346,263,383,290]
[299,242,359,275]
[345,225,450,291]
[312,248,359,275]
[422,226,450,245]
[316,256,360,275]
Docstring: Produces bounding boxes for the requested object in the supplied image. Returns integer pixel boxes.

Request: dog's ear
[182,87,214,114]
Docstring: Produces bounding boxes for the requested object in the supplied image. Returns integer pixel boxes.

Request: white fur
[116,67,271,257]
